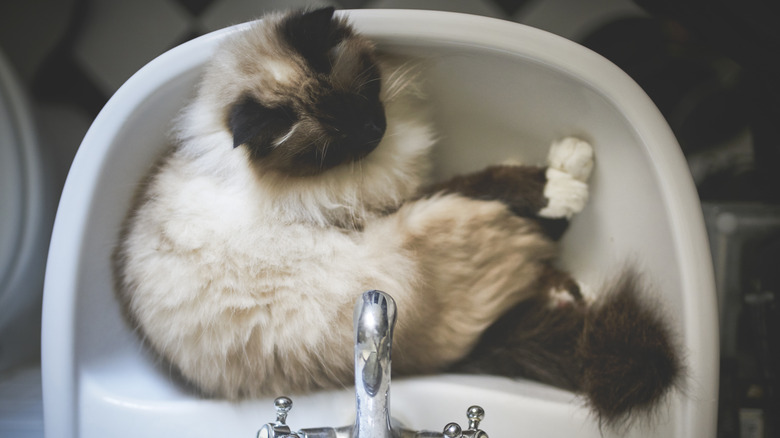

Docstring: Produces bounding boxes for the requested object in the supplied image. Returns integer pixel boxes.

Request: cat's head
[215,7,387,177]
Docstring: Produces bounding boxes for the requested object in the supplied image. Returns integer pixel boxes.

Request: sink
[42,9,718,438]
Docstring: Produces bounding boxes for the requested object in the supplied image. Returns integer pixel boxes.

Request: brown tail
[451,271,683,427]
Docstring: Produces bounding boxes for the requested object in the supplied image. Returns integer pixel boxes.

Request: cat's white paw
[538,168,588,219]
[548,282,594,309]
[548,287,578,309]
[547,137,594,182]
[538,137,593,219]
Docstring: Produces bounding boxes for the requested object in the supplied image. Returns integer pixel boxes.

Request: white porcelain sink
[42,9,718,438]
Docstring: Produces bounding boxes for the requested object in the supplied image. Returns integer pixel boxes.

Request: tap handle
[275,396,293,424]
[257,396,303,438]
[442,423,462,438]
[463,405,488,438]
[466,406,484,431]
[438,405,488,438]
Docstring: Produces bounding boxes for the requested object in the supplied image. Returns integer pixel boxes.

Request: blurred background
[0,0,777,437]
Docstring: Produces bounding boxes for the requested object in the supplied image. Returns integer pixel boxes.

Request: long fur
[113,7,682,427]
[452,271,683,427]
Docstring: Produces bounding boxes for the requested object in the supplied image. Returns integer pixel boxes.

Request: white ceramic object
[42,10,718,438]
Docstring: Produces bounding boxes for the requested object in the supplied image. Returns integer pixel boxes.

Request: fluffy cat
[113,7,681,427]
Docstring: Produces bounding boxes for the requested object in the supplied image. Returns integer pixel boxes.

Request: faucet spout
[257,290,490,438]
[353,290,397,438]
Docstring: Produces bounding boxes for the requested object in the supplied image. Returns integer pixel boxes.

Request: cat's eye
[228,95,297,154]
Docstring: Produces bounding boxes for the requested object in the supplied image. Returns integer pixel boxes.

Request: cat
[113,7,681,428]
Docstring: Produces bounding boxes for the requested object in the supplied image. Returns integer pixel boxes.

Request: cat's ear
[228,95,293,155]
[280,7,347,73]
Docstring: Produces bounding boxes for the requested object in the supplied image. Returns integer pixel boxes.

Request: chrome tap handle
[257,397,303,438]
[436,406,488,438]
[275,396,293,424]
[466,406,484,431]
[442,423,462,438]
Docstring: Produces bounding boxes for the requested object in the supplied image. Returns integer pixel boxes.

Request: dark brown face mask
[226,7,386,178]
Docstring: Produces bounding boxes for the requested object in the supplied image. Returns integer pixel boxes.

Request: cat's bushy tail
[451,271,684,428]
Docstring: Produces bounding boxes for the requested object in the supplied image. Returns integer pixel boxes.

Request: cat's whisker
[382,61,421,101]
[350,157,357,175]
[273,122,300,147]
[319,139,331,168]
[360,76,382,87]
[358,77,382,95]
[386,73,420,101]
[353,62,379,89]
[380,130,404,140]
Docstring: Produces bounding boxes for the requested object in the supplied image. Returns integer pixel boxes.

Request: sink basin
[42,9,718,438]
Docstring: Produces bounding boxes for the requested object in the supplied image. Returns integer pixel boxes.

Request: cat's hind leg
[417,137,594,240]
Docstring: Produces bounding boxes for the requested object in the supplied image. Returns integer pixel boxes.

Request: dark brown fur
[580,274,683,425]
[225,7,386,178]
[452,292,587,392]
[418,165,570,239]
[452,271,683,427]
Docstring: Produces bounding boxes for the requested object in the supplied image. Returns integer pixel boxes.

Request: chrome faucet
[353,290,396,438]
[256,290,489,438]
